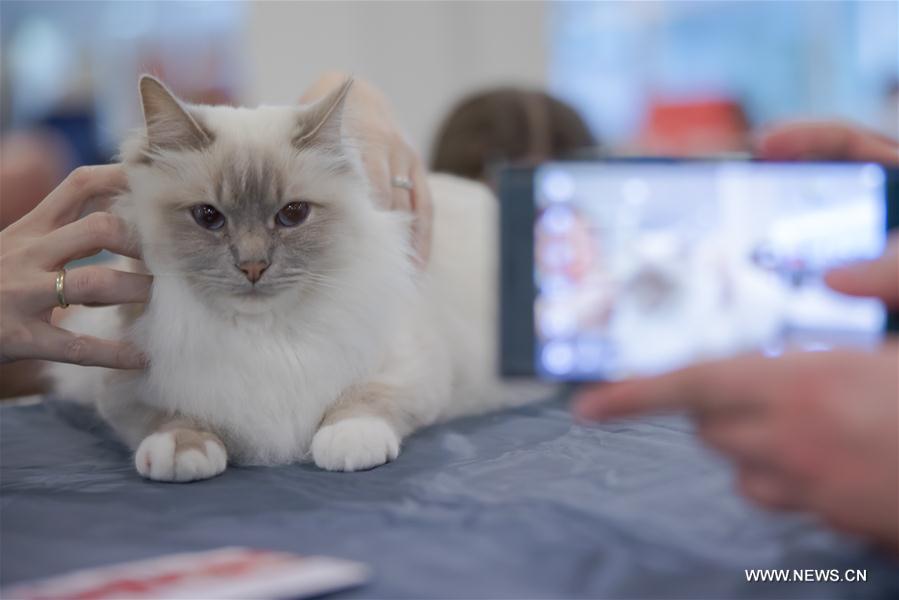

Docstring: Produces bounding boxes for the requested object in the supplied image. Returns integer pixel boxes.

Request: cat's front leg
[311,382,413,472]
[96,372,227,482]
[135,420,228,483]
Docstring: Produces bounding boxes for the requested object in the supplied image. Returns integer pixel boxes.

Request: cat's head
[120,75,403,315]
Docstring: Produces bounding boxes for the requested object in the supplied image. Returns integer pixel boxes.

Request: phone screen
[533,162,888,380]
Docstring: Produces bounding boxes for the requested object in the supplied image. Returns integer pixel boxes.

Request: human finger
[824,237,899,307]
[47,266,152,307]
[736,465,802,510]
[755,121,899,165]
[408,153,434,266]
[697,417,773,460]
[25,322,147,369]
[358,141,393,212]
[28,164,129,230]
[35,212,141,268]
[573,355,771,421]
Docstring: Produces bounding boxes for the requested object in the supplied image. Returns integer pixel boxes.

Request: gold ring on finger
[56,269,69,309]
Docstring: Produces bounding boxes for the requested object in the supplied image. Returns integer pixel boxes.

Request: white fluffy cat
[51,76,543,482]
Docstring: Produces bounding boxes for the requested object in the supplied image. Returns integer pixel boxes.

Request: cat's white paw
[135,429,227,482]
[311,417,400,472]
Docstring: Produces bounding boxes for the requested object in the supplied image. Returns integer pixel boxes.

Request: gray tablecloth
[1,398,895,599]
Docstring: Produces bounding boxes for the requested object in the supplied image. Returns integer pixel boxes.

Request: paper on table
[2,547,370,600]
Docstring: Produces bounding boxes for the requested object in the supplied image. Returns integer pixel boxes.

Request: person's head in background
[430,88,597,185]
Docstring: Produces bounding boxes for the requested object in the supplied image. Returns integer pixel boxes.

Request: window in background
[549,1,899,155]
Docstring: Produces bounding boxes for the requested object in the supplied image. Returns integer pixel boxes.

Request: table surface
[1,398,895,599]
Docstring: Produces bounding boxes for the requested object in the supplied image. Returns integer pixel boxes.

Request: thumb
[825,244,899,308]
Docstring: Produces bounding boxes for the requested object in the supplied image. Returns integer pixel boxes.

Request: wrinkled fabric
[1,399,896,599]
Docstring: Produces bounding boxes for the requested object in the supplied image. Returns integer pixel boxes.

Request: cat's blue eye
[276,201,310,228]
[190,204,225,231]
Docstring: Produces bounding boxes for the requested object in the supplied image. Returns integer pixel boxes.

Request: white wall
[243,1,548,162]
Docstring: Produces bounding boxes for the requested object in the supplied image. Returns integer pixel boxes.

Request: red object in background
[639,96,750,156]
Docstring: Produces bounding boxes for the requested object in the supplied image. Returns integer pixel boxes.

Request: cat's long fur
[51,77,543,480]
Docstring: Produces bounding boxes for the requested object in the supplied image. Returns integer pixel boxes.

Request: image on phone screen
[533,162,888,380]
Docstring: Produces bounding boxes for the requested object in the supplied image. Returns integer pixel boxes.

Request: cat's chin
[223,289,283,316]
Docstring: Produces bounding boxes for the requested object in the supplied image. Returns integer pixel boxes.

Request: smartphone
[499,160,898,381]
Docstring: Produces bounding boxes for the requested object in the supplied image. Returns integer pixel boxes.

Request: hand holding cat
[301,72,433,265]
[575,121,899,551]
[0,164,151,368]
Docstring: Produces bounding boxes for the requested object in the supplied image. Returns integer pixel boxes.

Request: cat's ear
[293,78,353,150]
[139,75,214,153]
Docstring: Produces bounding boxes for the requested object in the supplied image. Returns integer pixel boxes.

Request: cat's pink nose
[239,261,269,283]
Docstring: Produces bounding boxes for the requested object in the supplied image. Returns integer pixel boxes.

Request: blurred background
[1,0,897,224]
